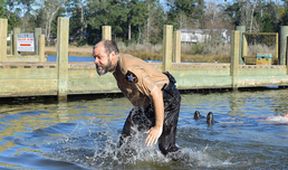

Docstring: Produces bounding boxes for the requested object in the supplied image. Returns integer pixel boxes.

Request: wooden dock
[1,18,288,102]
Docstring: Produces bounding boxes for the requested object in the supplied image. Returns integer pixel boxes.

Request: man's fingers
[145,134,154,146]
[145,127,162,146]
[145,129,151,134]
[145,134,158,146]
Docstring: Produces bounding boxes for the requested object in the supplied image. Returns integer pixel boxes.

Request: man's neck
[111,54,120,73]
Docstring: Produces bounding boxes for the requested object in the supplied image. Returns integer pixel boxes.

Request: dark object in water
[194,111,201,120]
[194,110,205,120]
[206,112,214,125]
[193,111,215,125]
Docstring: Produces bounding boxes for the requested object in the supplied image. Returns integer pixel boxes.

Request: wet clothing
[113,54,169,107]
[113,54,181,155]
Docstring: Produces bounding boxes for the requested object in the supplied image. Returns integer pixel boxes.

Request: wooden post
[102,25,111,40]
[34,28,42,55]
[13,27,21,56]
[173,30,181,63]
[275,33,279,64]
[0,18,7,62]
[9,31,13,55]
[163,25,173,71]
[231,31,241,90]
[57,17,69,102]
[39,34,45,62]
[286,36,288,74]
[280,26,288,65]
[236,26,246,64]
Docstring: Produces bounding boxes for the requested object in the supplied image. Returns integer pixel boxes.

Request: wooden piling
[13,27,20,56]
[275,33,279,63]
[57,17,69,102]
[287,36,288,74]
[163,25,173,71]
[173,30,181,63]
[231,31,241,90]
[9,31,13,55]
[39,34,45,62]
[280,26,288,65]
[102,26,112,40]
[236,26,246,64]
[34,28,42,55]
[0,18,7,62]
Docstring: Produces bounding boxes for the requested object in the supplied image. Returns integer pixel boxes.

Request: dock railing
[1,17,288,102]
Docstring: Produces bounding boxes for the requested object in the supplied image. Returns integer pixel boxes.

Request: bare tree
[239,0,260,32]
[38,0,67,45]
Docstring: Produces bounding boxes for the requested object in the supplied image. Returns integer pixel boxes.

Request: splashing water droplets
[46,115,233,169]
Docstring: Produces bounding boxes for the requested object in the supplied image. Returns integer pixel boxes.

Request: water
[47,55,161,63]
[0,89,288,170]
[47,55,94,62]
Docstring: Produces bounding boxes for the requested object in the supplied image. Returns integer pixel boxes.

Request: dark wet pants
[119,72,181,155]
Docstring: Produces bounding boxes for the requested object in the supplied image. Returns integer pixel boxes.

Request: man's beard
[95,59,113,76]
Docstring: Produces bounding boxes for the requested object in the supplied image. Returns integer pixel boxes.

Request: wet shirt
[113,54,169,107]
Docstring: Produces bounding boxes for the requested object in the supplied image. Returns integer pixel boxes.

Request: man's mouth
[95,64,106,76]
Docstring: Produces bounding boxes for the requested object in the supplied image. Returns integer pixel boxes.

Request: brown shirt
[113,54,169,107]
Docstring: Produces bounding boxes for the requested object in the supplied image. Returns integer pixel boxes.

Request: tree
[166,0,205,29]
[127,0,148,43]
[279,0,288,26]
[143,0,165,44]
[86,0,129,43]
[67,0,87,45]
[35,0,67,45]
[2,0,21,31]
[224,0,282,32]
[0,0,6,17]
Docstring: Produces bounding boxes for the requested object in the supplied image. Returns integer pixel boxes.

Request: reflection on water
[0,89,288,169]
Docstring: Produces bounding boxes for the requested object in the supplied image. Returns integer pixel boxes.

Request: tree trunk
[44,0,67,45]
[137,26,141,44]
[79,2,85,42]
[128,23,131,40]
[249,2,257,33]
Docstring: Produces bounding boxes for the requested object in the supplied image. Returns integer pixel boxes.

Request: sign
[17,33,35,52]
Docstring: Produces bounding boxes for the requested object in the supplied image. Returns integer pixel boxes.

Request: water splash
[264,115,288,124]
[44,119,235,170]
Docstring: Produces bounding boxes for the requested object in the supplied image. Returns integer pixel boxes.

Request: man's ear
[109,51,116,60]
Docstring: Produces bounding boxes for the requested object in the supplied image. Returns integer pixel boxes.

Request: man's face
[93,44,113,76]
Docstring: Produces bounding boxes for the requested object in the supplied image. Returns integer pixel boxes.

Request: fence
[0,17,288,102]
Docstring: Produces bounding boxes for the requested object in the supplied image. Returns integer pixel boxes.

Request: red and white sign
[17,33,35,52]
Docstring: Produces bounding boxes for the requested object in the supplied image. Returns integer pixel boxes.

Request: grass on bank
[45,42,231,63]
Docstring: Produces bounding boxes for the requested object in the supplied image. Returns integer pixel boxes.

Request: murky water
[0,89,288,170]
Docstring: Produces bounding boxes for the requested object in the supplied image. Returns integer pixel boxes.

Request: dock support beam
[173,30,181,63]
[13,27,20,56]
[57,17,69,102]
[236,26,246,64]
[163,25,173,71]
[39,34,46,62]
[231,31,241,90]
[280,26,288,65]
[34,28,42,55]
[102,26,112,40]
[0,18,7,62]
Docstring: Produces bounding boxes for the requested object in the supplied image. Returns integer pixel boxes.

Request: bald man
[92,40,181,156]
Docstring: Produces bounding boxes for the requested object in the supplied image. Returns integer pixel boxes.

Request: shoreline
[45,46,230,63]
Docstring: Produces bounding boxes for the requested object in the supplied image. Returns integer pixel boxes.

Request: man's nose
[94,57,98,64]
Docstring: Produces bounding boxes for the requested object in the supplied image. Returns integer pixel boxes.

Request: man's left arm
[145,86,164,146]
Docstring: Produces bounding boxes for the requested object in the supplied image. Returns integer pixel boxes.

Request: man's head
[206,112,214,125]
[93,40,119,76]
[194,111,201,120]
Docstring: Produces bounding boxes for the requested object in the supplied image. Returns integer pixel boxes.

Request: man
[92,40,181,156]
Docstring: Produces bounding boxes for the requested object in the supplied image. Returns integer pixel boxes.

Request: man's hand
[145,126,163,146]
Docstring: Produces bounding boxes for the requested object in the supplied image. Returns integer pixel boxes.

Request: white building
[180,29,230,43]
